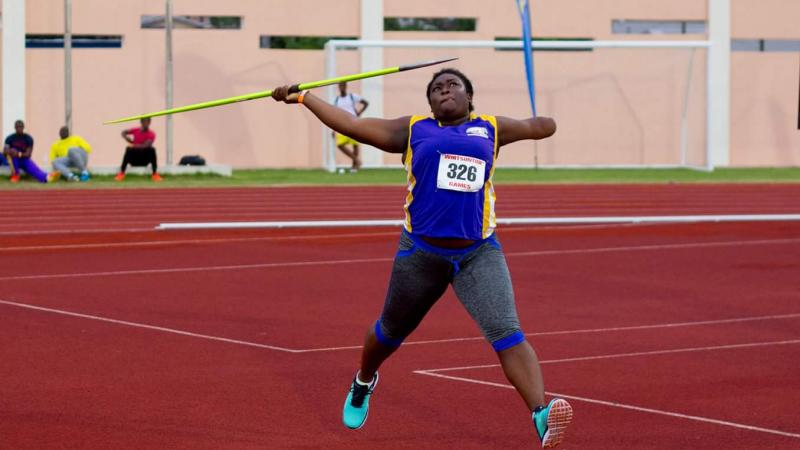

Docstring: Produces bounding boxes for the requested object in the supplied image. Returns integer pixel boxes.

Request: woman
[271,68,572,448]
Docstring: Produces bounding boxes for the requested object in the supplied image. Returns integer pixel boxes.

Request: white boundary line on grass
[155,213,800,230]
[414,341,800,440]
[2,237,800,282]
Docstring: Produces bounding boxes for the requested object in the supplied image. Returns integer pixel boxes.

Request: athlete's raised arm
[271,86,409,154]
[496,116,556,147]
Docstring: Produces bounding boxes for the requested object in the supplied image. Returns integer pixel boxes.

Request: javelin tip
[398,57,459,72]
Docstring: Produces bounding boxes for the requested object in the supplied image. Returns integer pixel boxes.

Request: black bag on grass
[179,155,206,166]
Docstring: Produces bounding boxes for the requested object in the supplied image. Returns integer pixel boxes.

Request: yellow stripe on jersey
[403,115,429,232]
[479,114,499,238]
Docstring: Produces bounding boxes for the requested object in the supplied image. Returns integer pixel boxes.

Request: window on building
[494,37,594,52]
[732,39,800,52]
[612,20,706,35]
[26,34,123,48]
[260,36,358,50]
[141,15,242,29]
[384,17,477,32]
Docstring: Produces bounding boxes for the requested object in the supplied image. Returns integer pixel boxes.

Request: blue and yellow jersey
[403,113,499,240]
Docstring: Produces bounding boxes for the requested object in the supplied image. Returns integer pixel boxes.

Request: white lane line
[294,313,800,353]
[413,376,800,440]
[0,227,153,237]
[506,237,800,258]
[3,298,799,366]
[414,339,800,373]
[0,220,690,252]
[157,214,800,230]
[0,257,393,281]
[3,237,799,282]
[546,391,800,439]
[0,230,399,253]
[0,299,301,353]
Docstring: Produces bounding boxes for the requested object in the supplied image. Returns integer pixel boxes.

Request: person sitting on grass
[3,120,47,183]
[48,126,92,182]
[115,117,162,182]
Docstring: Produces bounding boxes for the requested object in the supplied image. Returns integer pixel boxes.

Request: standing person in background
[116,117,162,182]
[332,82,369,172]
[3,120,47,183]
[271,67,572,448]
[48,126,92,182]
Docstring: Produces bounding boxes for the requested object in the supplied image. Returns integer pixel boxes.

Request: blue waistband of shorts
[404,230,496,257]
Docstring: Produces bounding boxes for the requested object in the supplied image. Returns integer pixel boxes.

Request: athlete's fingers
[272,85,301,104]
[271,85,288,102]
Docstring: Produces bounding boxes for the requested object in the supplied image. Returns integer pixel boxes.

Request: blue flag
[516,0,537,116]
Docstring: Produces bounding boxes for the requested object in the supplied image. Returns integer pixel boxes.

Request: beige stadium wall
[1,0,798,169]
[729,0,800,166]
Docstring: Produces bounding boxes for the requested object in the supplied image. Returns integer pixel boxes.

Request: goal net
[323,39,711,172]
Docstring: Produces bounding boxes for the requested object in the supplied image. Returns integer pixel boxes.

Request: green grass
[1,167,799,189]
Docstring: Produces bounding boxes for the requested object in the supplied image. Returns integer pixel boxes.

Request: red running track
[1,184,800,235]
[0,185,799,449]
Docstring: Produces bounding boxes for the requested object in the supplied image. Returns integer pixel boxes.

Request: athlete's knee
[373,319,406,348]
[489,328,525,352]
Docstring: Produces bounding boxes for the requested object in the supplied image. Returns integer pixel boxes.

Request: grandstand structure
[1,0,799,171]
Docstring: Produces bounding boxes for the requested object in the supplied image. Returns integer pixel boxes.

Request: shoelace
[349,381,373,407]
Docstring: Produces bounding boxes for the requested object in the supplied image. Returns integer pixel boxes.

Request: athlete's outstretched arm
[496,116,557,147]
[272,86,409,154]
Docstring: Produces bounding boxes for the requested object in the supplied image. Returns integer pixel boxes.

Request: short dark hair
[426,68,474,112]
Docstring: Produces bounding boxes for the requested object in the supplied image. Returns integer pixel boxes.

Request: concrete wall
[1,0,798,169]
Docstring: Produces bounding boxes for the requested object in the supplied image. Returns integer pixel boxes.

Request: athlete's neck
[436,112,471,127]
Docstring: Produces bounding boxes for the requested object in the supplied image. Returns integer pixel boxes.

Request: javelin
[104,57,458,124]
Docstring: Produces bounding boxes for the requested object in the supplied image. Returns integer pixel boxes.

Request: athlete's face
[428,74,471,120]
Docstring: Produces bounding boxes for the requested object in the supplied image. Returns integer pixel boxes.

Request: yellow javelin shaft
[104,57,457,125]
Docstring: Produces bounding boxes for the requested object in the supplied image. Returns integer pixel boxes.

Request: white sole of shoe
[542,399,573,448]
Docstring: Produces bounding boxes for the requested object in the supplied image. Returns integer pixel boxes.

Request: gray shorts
[375,231,524,352]
[52,147,89,175]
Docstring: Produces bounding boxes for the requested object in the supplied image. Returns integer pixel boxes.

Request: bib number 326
[436,153,486,192]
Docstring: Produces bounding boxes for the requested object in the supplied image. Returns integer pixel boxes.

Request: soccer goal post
[323,38,720,173]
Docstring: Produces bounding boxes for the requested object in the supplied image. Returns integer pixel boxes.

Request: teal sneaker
[533,398,573,448]
[79,171,90,182]
[342,372,378,430]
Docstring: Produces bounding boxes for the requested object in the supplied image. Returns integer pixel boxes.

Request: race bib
[436,153,486,192]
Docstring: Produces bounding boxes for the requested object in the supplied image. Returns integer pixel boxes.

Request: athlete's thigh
[451,242,521,341]
[380,234,451,337]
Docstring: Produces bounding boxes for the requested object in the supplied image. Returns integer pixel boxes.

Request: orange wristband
[297,90,309,104]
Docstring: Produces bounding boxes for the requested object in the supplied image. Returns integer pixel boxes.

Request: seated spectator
[116,117,162,182]
[48,126,92,182]
[3,120,47,183]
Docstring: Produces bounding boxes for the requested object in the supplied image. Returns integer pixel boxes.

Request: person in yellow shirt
[48,126,92,182]
[332,82,369,172]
